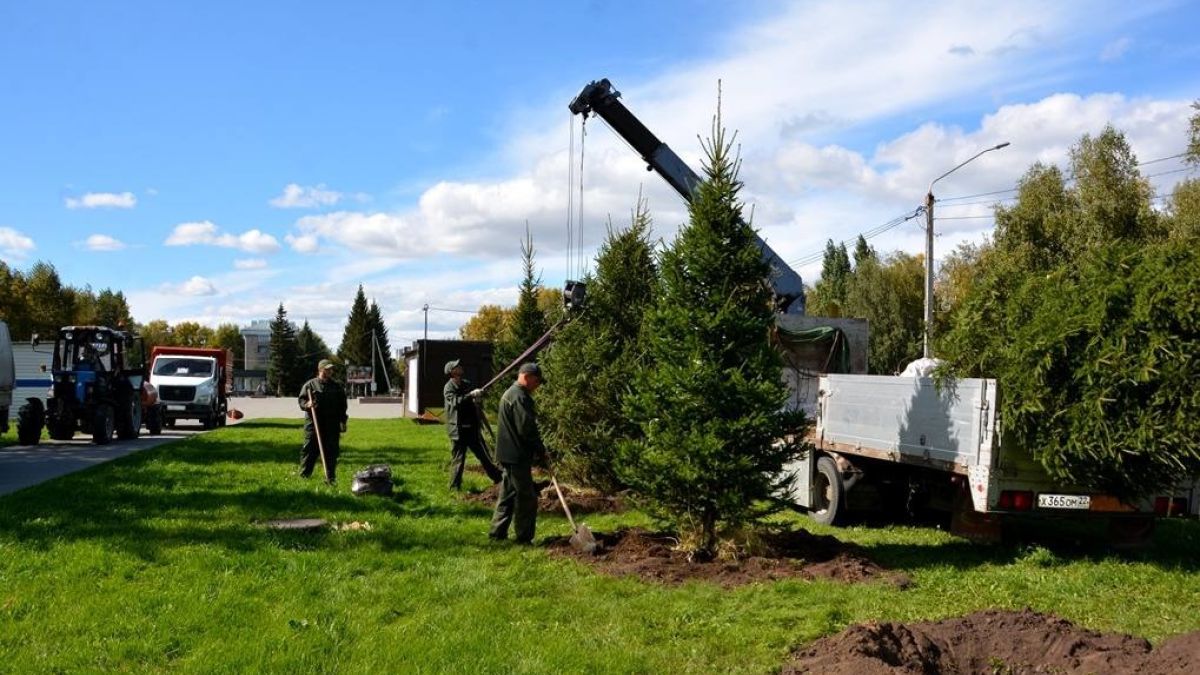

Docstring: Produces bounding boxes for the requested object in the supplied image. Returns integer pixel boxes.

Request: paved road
[0,397,406,496]
[228,396,406,420]
[0,426,204,496]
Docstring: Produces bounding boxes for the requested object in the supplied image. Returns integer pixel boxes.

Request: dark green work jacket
[494,383,546,465]
[298,377,348,426]
[444,377,479,441]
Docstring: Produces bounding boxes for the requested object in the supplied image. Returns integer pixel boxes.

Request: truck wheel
[93,404,115,445]
[16,400,44,446]
[1108,516,1156,550]
[810,456,846,526]
[145,406,163,435]
[164,417,176,429]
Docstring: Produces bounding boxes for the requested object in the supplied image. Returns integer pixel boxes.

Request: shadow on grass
[858,516,1200,573]
[0,430,479,561]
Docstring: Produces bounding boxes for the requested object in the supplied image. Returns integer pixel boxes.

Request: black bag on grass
[351,464,394,497]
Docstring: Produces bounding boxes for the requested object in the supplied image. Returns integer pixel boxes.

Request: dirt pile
[782,608,1200,674]
[547,527,907,588]
[461,481,625,515]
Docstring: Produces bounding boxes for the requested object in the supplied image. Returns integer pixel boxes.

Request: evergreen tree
[366,301,396,394]
[267,303,301,396]
[852,234,877,268]
[807,240,851,316]
[93,289,134,329]
[337,285,372,369]
[617,108,806,555]
[498,226,547,366]
[294,320,332,385]
[23,262,75,339]
[541,203,658,492]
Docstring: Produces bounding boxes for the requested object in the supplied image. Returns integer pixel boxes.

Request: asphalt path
[0,397,406,496]
[0,425,205,496]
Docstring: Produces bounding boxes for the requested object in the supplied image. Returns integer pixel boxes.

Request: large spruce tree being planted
[618,107,806,556]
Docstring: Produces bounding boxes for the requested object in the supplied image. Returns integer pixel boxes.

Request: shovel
[307,390,332,483]
[548,471,598,554]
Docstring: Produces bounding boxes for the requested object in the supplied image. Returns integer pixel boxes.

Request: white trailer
[788,374,1200,541]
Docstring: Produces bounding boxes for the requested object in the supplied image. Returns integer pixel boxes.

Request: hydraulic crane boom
[569,78,806,314]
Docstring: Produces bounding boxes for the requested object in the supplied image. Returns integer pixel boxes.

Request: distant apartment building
[236,319,273,393]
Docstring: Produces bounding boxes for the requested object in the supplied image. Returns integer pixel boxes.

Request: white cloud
[234,258,268,270]
[286,232,321,253]
[83,234,127,251]
[269,183,343,208]
[165,221,281,253]
[0,226,35,260]
[1100,37,1132,62]
[64,191,137,209]
[179,276,218,296]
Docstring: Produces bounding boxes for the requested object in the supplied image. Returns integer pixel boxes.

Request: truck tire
[145,405,163,435]
[810,456,846,526]
[116,395,141,441]
[164,417,176,429]
[92,404,115,445]
[16,400,44,446]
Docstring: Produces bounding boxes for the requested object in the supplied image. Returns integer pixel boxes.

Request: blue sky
[2,1,1198,346]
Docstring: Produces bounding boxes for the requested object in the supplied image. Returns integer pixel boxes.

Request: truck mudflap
[969,465,1199,518]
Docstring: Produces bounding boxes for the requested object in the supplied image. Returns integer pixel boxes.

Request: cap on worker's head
[444,359,461,376]
[518,362,544,381]
[318,359,335,371]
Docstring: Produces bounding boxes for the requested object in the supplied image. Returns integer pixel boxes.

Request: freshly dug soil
[460,481,626,515]
[782,608,1200,674]
[547,527,908,588]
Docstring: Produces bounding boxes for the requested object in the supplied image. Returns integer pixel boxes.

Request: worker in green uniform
[444,359,503,490]
[489,362,549,544]
[298,359,348,484]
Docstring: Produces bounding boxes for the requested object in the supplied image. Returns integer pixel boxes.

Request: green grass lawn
[2,420,1198,673]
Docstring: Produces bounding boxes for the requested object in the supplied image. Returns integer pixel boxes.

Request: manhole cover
[262,518,328,531]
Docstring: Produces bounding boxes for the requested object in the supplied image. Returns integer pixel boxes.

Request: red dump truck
[148,346,232,429]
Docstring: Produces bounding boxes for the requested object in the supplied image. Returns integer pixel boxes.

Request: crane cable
[565,115,576,282]
[576,117,588,280]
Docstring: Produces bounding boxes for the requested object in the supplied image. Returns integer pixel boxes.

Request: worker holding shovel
[488,362,550,545]
[298,359,348,484]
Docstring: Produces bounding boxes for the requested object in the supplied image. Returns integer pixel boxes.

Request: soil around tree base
[781,608,1200,675]
[546,527,910,588]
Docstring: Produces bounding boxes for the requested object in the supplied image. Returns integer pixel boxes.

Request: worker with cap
[444,358,502,490]
[489,362,549,544]
[298,359,348,484]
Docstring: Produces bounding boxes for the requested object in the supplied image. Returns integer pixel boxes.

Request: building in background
[402,340,492,415]
[237,320,272,394]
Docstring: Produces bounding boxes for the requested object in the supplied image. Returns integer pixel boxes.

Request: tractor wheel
[116,395,141,441]
[93,404,115,445]
[16,400,44,446]
[145,406,163,435]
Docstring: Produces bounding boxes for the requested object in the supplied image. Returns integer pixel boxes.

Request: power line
[786,207,925,267]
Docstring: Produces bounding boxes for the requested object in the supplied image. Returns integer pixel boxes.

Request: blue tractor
[16,326,149,445]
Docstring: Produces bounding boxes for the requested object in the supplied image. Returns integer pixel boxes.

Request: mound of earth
[782,608,1200,674]
[547,527,908,588]
[461,481,625,515]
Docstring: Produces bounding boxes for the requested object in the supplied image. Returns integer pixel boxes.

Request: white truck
[148,346,231,430]
[786,370,1200,542]
[0,320,13,435]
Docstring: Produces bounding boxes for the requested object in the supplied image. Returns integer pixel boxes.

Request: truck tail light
[997,490,1034,511]
[1153,497,1189,517]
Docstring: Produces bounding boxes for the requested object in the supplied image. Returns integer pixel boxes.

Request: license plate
[167,405,185,411]
[1038,493,1091,510]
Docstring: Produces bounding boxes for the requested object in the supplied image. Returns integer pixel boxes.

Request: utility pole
[923,142,1010,358]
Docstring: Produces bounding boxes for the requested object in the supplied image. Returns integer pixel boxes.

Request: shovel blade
[570,522,599,554]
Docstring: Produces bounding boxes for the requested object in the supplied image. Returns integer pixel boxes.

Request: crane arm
[569,78,805,314]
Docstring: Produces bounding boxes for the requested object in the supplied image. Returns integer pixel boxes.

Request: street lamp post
[421,303,429,411]
[923,141,1010,358]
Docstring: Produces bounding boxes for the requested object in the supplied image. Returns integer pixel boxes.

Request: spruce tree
[618,107,806,555]
[295,320,332,385]
[852,234,876,268]
[366,301,396,394]
[267,303,301,395]
[337,285,372,369]
[541,202,658,492]
[499,227,547,366]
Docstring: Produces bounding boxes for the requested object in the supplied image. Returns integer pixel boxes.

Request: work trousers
[300,418,341,482]
[448,430,502,489]
[489,461,537,543]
